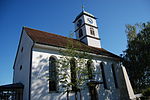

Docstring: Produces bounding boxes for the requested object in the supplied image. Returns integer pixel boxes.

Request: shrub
[142,88,150,96]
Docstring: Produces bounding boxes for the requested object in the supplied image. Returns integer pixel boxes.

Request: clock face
[77,19,82,27]
[87,18,93,24]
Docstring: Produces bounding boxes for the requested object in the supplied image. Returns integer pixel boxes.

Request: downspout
[28,44,34,100]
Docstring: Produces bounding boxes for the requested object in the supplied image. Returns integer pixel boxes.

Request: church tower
[73,11,101,48]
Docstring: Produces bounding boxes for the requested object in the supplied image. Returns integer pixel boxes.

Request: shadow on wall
[31,54,120,100]
[97,63,120,100]
[31,54,49,99]
[31,55,88,100]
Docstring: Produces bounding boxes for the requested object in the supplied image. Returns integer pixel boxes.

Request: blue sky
[0,0,150,85]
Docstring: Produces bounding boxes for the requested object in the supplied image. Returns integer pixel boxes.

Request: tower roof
[73,11,97,23]
[23,27,121,60]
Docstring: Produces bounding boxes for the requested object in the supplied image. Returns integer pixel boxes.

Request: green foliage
[142,88,150,96]
[58,46,91,91]
[57,34,95,100]
[123,22,150,92]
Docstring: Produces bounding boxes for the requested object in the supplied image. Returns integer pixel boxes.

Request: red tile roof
[24,27,122,60]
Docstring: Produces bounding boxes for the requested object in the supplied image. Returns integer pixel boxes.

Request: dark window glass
[77,19,82,27]
[87,60,93,79]
[70,58,77,91]
[49,57,57,91]
[20,65,22,70]
[112,64,118,88]
[100,63,108,89]
[21,47,23,52]
[79,29,83,38]
[90,27,95,36]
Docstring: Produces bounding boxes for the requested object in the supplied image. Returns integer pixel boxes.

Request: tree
[122,22,150,92]
[57,37,94,100]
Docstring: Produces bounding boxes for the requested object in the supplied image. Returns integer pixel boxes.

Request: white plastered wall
[31,44,121,100]
[13,30,33,100]
[86,37,101,48]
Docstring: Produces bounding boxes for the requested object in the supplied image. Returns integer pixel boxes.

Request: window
[87,60,93,80]
[100,63,108,89]
[87,61,98,100]
[79,29,83,38]
[21,47,23,52]
[111,64,118,88]
[49,57,57,91]
[70,58,77,91]
[77,19,82,27]
[90,27,95,36]
[20,65,22,70]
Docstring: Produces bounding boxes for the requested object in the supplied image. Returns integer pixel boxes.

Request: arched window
[79,29,83,38]
[87,61,98,100]
[70,58,77,91]
[100,62,108,89]
[111,64,118,88]
[49,56,57,91]
[87,60,93,80]
[90,27,95,36]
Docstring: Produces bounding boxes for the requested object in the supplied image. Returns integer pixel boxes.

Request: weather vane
[81,0,85,11]
[82,5,85,11]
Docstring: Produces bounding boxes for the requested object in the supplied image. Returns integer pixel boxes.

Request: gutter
[28,44,34,100]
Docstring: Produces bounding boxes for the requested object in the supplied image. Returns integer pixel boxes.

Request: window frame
[79,29,83,38]
[87,60,94,80]
[90,27,95,36]
[111,64,118,88]
[49,56,57,92]
[100,62,108,89]
[70,58,77,91]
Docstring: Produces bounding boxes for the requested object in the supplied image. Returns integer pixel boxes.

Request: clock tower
[73,11,101,48]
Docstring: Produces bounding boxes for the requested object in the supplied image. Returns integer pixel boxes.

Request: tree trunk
[67,90,69,100]
[89,86,98,100]
[75,91,78,100]
[79,90,82,100]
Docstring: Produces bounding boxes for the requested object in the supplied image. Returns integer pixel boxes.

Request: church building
[0,10,136,100]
